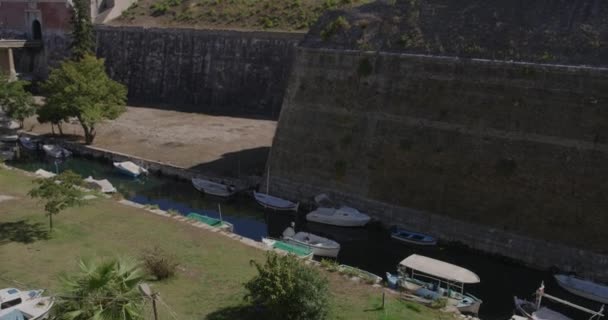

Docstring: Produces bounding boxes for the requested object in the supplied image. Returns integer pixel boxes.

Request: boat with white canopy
[514,282,604,320]
[0,288,54,320]
[397,254,482,314]
[554,274,608,304]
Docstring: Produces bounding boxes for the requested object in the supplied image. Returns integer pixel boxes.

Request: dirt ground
[23,107,277,177]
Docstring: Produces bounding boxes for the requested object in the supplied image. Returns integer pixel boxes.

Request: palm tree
[54,258,147,320]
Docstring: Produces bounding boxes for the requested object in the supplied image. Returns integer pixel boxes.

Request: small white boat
[192,178,236,198]
[42,144,71,158]
[554,274,608,304]
[0,288,54,320]
[261,237,313,260]
[0,148,14,161]
[306,206,371,227]
[84,176,117,193]
[113,161,148,177]
[282,224,340,258]
[35,169,56,179]
[338,265,383,284]
[391,228,437,246]
[18,136,38,151]
[253,191,299,212]
[0,134,18,142]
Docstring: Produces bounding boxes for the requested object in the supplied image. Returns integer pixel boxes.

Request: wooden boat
[262,237,313,259]
[398,254,482,314]
[514,282,604,320]
[18,136,38,151]
[191,178,236,198]
[42,144,71,158]
[187,212,233,232]
[282,225,340,258]
[0,288,54,320]
[113,161,148,177]
[84,176,117,193]
[306,206,371,227]
[554,274,608,304]
[338,265,382,284]
[253,191,299,212]
[391,228,437,246]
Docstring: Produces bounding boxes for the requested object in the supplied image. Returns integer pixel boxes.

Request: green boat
[262,237,313,259]
[187,212,234,232]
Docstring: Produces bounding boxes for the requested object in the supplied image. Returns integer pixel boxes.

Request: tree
[244,253,330,320]
[54,258,147,320]
[36,101,69,136]
[0,73,35,128]
[42,55,127,144]
[70,0,94,59]
[28,170,85,231]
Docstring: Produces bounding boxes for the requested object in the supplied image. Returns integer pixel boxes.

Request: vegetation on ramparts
[116,0,369,31]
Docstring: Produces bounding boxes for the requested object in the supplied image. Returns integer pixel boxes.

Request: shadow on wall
[188,146,270,178]
[126,102,280,121]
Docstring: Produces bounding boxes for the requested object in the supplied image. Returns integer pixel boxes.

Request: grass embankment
[116,0,368,31]
[0,166,448,319]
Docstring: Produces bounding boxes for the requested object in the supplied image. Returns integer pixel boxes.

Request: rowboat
[306,206,371,227]
[0,288,54,320]
[514,282,604,320]
[253,191,299,212]
[554,274,608,304]
[18,136,38,151]
[187,212,233,232]
[398,254,482,314]
[262,237,313,259]
[391,228,437,246]
[84,176,117,193]
[191,178,236,198]
[42,144,71,158]
[282,224,340,258]
[338,265,382,284]
[113,161,148,177]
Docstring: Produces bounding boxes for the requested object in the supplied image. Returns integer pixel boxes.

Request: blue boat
[391,228,437,246]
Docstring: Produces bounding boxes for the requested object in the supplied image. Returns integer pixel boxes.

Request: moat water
[8,154,603,320]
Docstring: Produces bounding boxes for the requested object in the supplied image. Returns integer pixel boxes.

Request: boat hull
[306,210,370,227]
[254,192,299,212]
[554,274,608,304]
[192,178,235,198]
[283,238,340,258]
[390,233,437,246]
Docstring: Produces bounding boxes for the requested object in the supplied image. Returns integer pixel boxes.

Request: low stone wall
[270,176,608,282]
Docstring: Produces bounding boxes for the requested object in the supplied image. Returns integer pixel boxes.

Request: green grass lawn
[116,0,369,31]
[0,166,450,320]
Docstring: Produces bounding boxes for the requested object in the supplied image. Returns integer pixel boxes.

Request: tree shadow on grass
[204,305,260,320]
[0,220,49,244]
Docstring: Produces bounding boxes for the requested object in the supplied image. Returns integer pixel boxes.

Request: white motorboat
[35,169,56,179]
[18,136,38,151]
[84,176,117,193]
[0,135,18,143]
[306,206,371,227]
[282,224,340,258]
[253,191,299,212]
[554,274,608,304]
[113,161,148,177]
[398,254,482,314]
[42,144,71,158]
[192,178,236,198]
[0,288,54,320]
[514,282,604,320]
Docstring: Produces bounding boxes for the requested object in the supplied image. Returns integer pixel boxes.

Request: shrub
[245,252,330,320]
[320,258,339,272]
[321,16,350,41]
[141,246,178,280]
[430,297,448,309]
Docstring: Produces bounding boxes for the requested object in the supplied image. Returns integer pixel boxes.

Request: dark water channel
[7,155,603,320]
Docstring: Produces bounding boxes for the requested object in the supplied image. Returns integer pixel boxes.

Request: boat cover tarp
[0,310,25,320]
[187,213,221,227]
[273,241,311,257]
[399,254,480,284]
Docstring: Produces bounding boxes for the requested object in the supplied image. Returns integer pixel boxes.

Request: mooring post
[382,291,385,309]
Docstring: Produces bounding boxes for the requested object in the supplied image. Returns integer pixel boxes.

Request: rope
[157,296,180,320]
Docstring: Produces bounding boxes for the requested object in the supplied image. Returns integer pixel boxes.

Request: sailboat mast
[218,203,223,222]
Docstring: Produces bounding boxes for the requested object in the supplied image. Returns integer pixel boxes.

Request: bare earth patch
[0,195,16,203]
[23,106,277,176]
